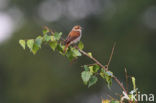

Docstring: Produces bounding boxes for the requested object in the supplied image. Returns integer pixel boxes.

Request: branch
[75,46,128,94]
[107,42,116,67]
[19,26,134,103]
[75,46,108,71]
[113,75,127,94]
[48,27,128,96]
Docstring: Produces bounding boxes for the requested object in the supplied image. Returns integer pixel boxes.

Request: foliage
[102,99,120,103]
[19,29,81,60]
[19,40,25,49]
[81,64,112,88]
[19,27,137,103]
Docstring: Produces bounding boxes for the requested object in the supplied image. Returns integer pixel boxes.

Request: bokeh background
[0,0,156,103]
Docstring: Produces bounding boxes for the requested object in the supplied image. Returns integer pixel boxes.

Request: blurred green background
[0,0,156,103]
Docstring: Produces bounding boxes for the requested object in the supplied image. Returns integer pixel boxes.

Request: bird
[64,25,82,52]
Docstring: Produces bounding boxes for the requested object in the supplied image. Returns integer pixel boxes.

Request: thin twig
[107,42,116,67]
[125,67,129,93]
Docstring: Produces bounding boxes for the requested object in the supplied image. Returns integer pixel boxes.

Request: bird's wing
[65,31,80,44]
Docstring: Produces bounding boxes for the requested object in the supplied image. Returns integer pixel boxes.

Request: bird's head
[72,25,82,31]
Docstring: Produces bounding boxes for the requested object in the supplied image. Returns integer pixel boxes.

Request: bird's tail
[64,43,70,53]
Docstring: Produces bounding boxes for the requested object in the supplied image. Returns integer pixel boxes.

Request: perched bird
[64,25,82,52]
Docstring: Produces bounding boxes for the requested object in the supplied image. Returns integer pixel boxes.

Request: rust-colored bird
[64,25,82,52]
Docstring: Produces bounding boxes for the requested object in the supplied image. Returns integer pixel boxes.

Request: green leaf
[81,71,92,85]
[100,69,112,88]
[66,47,81,59]
[74,50,81,56]
[66,47,81,60]
[88,76,98,87]
[43,27,49,35]
[100,69,106,78]
[101,68,106,73]
[93,64,100,73]
[35,36,43,48]
[54,32,62,40]
[102,99,110,103]
[89,64,100,73]
[132,77,136,89]
[43,34,51,42]
[27,39,34,50]
[49,41,57,51]
[57,43,65,55]
[106,71,113,77]
[100,72,105,78]
[66,47,74,60]
[57,43,64,52]
[110,100,120,103]
[19,40,25,49]
[66,50,75,61]
[89,66,94,73]
[84,65,89,71]
[32,44,39,55]
[51,36,55,41]
[72,48,81,57]
[78,41,84,50]
[106,76,112,89]
[88,52,92,57]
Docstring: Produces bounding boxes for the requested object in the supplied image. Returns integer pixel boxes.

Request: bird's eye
[76,26,79,29]
[74,26,80,30]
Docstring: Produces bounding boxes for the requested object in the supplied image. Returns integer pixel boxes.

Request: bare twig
[125,67,129,93]
[107,42,116,67]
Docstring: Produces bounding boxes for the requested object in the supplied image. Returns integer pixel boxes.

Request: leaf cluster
[81,64,113,87]
[19,28,83,61]
[19,31,62,55]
